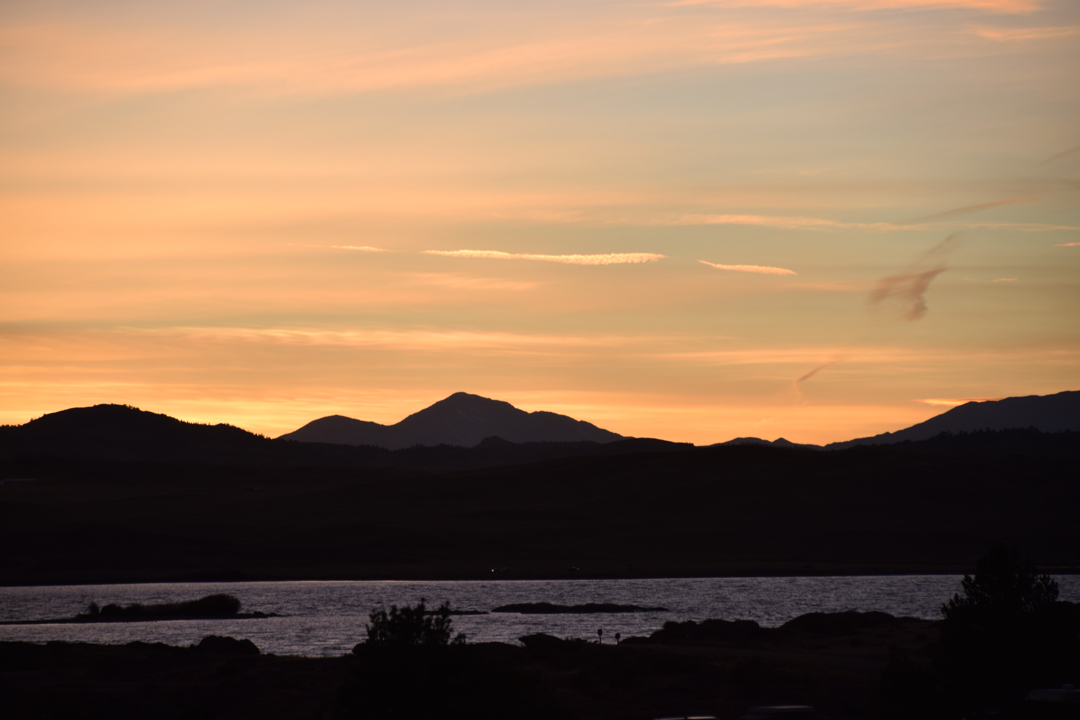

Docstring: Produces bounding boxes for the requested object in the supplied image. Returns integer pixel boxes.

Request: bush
[938,546,1078,712]
[363,598,465,648]
[336,600,547,720]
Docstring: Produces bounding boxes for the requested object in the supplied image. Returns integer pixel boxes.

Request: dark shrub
[336,600,552,720]
[939,546,1078,713]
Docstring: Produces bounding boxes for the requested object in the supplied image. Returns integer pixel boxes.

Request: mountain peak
[279,393,625,449]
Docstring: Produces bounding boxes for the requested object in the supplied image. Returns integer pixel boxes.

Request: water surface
[2,575,1077,656]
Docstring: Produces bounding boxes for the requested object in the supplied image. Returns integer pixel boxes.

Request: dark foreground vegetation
[2,552,1078,720]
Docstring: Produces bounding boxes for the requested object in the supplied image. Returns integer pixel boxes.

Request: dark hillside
[1,438,1076,585]
[829,390,1080,448]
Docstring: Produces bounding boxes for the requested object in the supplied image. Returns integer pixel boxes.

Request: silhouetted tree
[938,546,1078,714]
[335,599,545,720]
[364,598,465,648]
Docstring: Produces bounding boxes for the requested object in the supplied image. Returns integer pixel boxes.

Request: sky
[1,0,1078,445]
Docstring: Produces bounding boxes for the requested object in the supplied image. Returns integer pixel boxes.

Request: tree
[942,545,1058,624]
[336,600,488,720]
[363,598,465,648]
[938,545,1077,713]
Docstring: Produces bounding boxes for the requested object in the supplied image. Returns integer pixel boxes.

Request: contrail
[1042,144,1080,164]
[901,197,1029,225]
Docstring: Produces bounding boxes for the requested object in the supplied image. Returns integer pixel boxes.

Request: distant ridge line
[278,391,625,449]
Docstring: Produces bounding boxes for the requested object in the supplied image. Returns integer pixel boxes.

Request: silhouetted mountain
[0,404,674,470]
[278,392,624,449]
[886,428,1080,458]
[826,390,1080,449]
[0,404,280,465]
[715,436,821,450]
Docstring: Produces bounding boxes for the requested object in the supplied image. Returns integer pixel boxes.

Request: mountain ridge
[824,390,1080,449]
[278,391,624,449]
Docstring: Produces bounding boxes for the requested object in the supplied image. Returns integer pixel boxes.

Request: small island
[1,594,278,625]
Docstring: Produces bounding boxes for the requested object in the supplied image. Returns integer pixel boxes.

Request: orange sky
[1,0,1077,444]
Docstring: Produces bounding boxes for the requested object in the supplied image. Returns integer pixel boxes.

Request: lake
[2,575,1078,656]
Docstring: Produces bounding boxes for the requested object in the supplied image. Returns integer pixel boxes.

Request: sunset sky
[2,0,1077,444]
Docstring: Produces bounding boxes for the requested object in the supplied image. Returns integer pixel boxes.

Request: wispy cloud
[992,277,1017,282]
[971,26,1080,41]
[0,15,870,97]
[1043,145,1080,165]
[677,213,898,231]
[330,245,387,252]
[404,273,542,291]
[793,358,843,399]
[916,397,1001,407]
[700,260,797,275]
[900,197,1029,225]
[1056,242,1080,247]
[424,249,664,265]
[670,0,1039,11]
[140,326,647,351]
[659,213,1071,233]
[868,233,961,321]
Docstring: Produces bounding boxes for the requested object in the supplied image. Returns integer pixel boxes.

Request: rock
[777,611,898,636]
[193,635,260,655]
[519,633,568,649]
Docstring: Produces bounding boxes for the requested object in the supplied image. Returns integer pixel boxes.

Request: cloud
[1056,242,1080,247]
[868,233,961,321]
[143,326,645,351]
[0,14,874,97]
[404,273,542,291]
[423,249,664,265]
[670,0,1039,11]
[991,277,1017,282]
[330,245,387,252]
[916,397,1002,407]
[1043,145,1080,165]
[700,260,797,275]
[900,197,1029,225]
[970,26,1080,41]
[664,213,1070,233]
[793,359,843,399]
[678,214,899,231]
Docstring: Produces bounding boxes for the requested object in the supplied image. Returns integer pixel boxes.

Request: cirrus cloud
[916,397,1002,406]
[700,260,797,275]
[424,249,664,265]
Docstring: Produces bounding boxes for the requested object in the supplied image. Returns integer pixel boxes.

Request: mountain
[278,392,625,449]
[826,390,1080,449]
[0,403,656,469]
[714,437,821,450]
[0,404,290,465]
